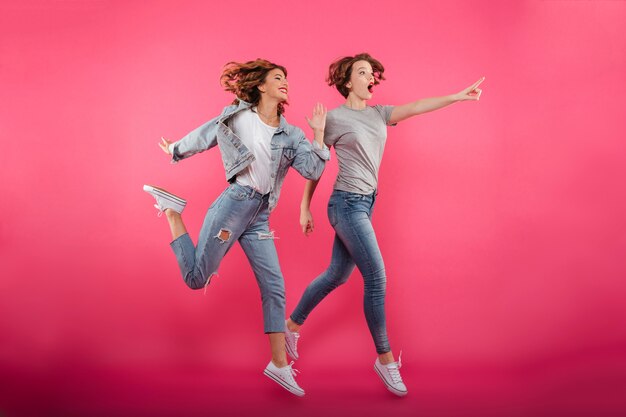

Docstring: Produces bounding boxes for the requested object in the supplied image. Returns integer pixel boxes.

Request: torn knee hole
[215,229,232,243]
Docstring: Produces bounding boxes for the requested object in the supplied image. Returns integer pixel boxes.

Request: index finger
[471,77,485,89]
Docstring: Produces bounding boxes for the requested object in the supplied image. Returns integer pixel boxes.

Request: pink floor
[2,351,625,417]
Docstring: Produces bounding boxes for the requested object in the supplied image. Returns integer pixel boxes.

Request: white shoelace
[287,361,301,379]
[387,350,403,384]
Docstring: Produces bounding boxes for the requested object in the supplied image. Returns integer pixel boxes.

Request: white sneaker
[143,185,186,214]
[374,353,407,397]
[284,321,300,360]
[263,361,305,397]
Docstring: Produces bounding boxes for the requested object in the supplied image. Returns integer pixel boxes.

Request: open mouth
[367,83,374,93]
[279,87,288,94]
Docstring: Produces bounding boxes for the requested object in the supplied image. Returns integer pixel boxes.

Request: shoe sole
[263,369,305,397]
[374,364,408,397]
[143,185,186,205]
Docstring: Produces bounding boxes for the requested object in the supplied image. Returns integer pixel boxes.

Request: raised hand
[159,136,173,155]
[455,77,485,101]
[305,102,327,132]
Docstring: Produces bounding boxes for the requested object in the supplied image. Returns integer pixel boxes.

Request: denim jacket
[171,100,330,211]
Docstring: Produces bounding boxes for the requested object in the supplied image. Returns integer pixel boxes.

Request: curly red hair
[220,59,288,115]
[327,53,385,98]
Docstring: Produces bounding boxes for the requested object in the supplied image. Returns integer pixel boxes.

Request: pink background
[1,0,625,416]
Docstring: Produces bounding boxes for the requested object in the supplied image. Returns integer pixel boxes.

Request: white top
[230,108,276,194]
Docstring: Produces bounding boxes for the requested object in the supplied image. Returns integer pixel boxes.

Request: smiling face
[346,60,375,101]
[259,68,289,103]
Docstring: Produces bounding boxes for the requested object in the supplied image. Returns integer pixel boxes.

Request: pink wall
[1,0,625,415]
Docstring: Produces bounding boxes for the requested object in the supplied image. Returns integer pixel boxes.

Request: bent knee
[328,266,353,286]
[184,272,211,290]
[324,272,351,290]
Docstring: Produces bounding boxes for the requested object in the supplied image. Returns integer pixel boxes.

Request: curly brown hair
[327,53,385,98]
[220,59,288,115]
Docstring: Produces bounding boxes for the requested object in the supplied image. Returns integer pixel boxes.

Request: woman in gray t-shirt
[284,53,484,396]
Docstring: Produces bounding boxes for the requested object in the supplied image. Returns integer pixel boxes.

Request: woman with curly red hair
[144,59,329,396]
[285,53,484,396]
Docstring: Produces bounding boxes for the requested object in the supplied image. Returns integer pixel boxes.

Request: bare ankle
[286,318,301,332]
[272,358,288,368]
[164,208,181,219]
[378,351,394,365]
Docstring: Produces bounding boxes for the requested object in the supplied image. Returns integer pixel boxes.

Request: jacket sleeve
[170,105,234,163]
[291,128,330,180]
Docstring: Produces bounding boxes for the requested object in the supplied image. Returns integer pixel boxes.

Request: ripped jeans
[290,189,390,354]
[170,182,285,333]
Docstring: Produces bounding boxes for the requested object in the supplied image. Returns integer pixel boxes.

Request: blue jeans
[170,183,285,333]
[290,190,390,354]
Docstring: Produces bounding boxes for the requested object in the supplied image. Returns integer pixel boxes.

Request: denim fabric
[170,183,286,333]
[170,100,330,212]
[290,190,390,354]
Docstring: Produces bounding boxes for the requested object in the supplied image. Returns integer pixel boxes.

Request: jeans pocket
[327,202,338,227]
[227,185,248,201]
[344,194,363,204]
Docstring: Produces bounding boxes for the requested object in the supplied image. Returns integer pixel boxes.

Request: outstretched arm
[159,137,175,155]
[300,179,320,236]
[389,77,484,125]
[158,108,230,162]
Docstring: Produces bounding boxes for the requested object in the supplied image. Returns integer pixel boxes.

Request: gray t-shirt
[324,104,395,194]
